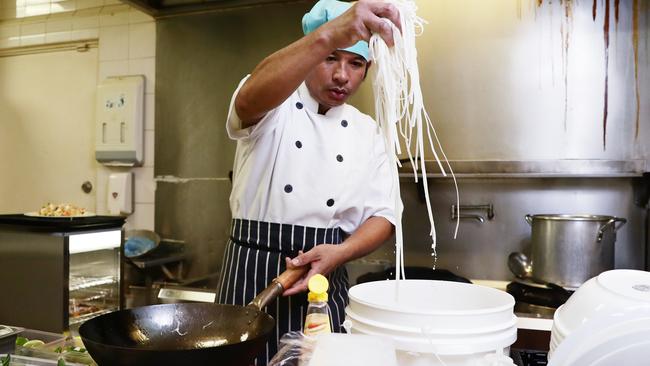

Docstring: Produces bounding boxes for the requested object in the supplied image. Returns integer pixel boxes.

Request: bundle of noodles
[369,0,459,280]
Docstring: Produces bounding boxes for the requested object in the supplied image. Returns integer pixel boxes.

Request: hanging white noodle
[369,0,460,281]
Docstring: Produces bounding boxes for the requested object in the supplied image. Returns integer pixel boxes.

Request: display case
[0,215,125,333]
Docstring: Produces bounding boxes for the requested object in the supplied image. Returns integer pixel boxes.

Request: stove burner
[507,281,573,310]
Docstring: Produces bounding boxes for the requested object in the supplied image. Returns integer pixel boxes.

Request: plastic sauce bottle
[303,274,332,336]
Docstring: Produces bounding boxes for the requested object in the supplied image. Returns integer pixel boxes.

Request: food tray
[15,334,95,366]
[0,326,24,354]
[0,354,85,366]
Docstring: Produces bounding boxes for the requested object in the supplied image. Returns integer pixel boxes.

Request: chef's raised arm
[233,0,400,127]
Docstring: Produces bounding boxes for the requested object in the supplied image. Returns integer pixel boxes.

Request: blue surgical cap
[302,0,371,61]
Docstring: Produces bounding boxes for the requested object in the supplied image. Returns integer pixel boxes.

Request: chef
[216,0,401,363]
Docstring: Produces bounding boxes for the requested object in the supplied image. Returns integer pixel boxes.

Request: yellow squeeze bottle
[303,274,331,336]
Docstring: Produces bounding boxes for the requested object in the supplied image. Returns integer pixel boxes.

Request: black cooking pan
[79,267,306,366]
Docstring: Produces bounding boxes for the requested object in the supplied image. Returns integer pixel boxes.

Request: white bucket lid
[348,280,515,331]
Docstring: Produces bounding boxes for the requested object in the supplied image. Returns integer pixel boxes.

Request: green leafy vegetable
[15,337,27,346]
[1,354,10,366]
[57,358,66,366]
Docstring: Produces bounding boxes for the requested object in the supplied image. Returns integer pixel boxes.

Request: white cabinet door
[0,48,98,213]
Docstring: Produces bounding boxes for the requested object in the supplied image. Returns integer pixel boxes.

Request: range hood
[120,0,309,18]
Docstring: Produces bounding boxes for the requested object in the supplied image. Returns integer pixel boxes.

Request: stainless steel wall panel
[375,177,646,280]
[156,180,232,278]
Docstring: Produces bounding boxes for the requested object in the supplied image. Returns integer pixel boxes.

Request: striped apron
[216,218,349,366]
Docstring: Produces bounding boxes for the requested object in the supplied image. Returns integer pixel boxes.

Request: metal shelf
[68,308,116,325]
[398,159,646,178]
[69,276,117,292]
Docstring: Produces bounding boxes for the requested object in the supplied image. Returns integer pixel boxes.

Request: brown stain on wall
[633,0,640,138]
[603,0,610,150]
[560,0,574,130]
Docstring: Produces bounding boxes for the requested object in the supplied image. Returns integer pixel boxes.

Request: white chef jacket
[226,75,396,234]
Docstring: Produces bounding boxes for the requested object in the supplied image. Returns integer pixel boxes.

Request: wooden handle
[275,266,309,290]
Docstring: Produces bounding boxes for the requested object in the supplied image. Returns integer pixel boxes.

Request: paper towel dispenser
[95,75,145,166]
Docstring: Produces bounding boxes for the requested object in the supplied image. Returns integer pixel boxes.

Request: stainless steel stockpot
[524,214,627,289]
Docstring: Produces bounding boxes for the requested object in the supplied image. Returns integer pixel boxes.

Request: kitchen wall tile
[133,167,154,203]
[69,27,97,40]
[44,30,70,42]
[15,7,26,17]
[24,3,50,17]
[103,0,122,5]
[19,20,45,35]
[95,165,110,214]
[1,0,17,9]
[128,57,155,94]
[128,21,154,59]
[99,5,130,27]
[50,0,75,13]
[98,59,128,81]
[0,8,18,20]
[14,0,26,6]
[72,13,99,30]
[20,22,45,46]
[76,0,103,10]
[144,93,154,130]
[45,17,72,33]
[0,37,19,48]
[144,129,154,167]
[125,202,155,231]
[0,22,19,38]
[98,24,128,61]
[128,8,152,24]
[24,0,49,5]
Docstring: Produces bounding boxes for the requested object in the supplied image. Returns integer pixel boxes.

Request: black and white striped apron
[216,218,349,366]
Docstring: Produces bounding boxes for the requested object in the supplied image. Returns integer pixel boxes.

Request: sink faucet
[451,204,494,223]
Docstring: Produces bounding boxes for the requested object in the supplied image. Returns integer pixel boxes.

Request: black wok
[79,268,306,366]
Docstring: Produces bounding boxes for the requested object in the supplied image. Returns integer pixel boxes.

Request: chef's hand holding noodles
[369,0,459,280]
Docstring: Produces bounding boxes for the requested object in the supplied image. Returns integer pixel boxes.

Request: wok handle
[276,266,309,290]
[248,267,309,310]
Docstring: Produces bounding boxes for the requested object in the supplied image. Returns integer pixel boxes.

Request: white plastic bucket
[345,280,517,366]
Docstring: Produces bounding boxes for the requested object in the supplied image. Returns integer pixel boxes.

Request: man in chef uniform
[217,0,401,363]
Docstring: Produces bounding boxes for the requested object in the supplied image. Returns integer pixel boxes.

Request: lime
[22,339,45,348]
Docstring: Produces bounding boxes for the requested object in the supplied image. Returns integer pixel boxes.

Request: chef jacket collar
[298,82,345,119]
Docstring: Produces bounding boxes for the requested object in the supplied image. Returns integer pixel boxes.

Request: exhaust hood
[120,0,309,18]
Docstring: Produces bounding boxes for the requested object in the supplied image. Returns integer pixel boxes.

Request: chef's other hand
[282,245,347,296]
[321,0,401,49]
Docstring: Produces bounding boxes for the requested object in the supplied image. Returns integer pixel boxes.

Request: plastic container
[554,270,650,334]
[15,330,94,365]
[0,354,85,366]
[0,326,24,354]
[348,280,515,331]
[308,333,398,366]
[345,280,517,366]
[548,308,650,366]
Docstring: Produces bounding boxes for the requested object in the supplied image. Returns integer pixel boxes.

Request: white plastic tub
[345,280,517,366]
[348,280,515,331]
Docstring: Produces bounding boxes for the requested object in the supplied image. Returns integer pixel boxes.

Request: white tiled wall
[0,2,157,231]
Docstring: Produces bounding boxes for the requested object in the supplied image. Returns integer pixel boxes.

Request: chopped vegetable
[57,358,66,366]
[1,354,10,366]
[15,337,27,346]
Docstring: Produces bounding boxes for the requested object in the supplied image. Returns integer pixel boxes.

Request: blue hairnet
[302,0,370,61]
